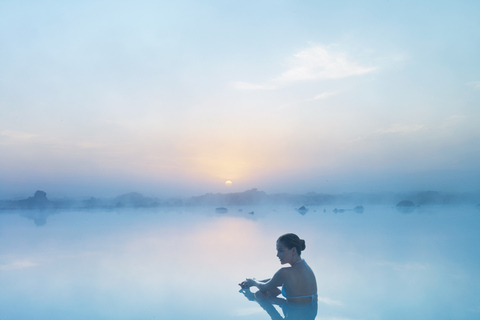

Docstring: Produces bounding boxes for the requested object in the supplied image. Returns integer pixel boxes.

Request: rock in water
[296,206,308,215]
[396,200,415,207]
[353,205,364,213]
[396,200,415,213]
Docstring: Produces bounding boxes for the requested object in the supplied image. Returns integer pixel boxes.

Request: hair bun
[300,239,306,251]
[277,233,307,255]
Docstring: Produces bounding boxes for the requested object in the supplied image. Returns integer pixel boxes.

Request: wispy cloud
[304,91,340,102]
[233,44,377,90]
[0,130,36,144]
[0,259,38,271]
[347,123,426,144]
[466,81,480,89]
[376,124,426,134]
[275,45,376,83]
[278,91,339,109]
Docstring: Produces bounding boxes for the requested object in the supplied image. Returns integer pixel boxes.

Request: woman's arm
[241,269,285,293]
[239,278,271,289]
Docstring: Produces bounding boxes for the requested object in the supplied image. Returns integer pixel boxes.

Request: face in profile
[276,241,296,265]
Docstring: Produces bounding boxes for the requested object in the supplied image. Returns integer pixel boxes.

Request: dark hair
[277,233,306,255]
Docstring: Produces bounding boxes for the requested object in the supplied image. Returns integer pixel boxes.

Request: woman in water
[239,233,318,319]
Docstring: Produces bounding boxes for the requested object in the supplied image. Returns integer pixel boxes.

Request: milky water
[1,205,479,320]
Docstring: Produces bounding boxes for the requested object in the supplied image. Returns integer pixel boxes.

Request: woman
[239,233,318,319]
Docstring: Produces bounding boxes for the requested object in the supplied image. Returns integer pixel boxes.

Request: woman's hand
[239,278,257,289]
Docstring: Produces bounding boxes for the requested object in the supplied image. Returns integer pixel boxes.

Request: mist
[2,0,480,201]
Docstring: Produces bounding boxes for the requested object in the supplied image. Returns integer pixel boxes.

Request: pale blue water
[1,205,479,319]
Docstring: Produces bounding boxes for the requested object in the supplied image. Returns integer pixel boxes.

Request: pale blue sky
[1,0,479,198]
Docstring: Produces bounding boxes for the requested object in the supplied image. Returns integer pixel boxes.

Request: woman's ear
[292,247,298,256]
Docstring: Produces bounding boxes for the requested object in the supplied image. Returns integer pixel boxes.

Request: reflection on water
[1,205,480,319]
[19,210,57,226]
[240,288,318,320]
[240,288,285,320]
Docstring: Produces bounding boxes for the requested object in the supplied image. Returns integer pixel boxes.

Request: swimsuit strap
[293,259,304,266]
[282,288,318,301]
[287,293,318,300]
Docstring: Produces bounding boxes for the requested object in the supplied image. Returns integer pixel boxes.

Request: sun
[225,180,233,187]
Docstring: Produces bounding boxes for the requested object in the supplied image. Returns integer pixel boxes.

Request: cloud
[0,259,38,271]
[466,81,480,89]
[376,123,426,134]
[279,90,340,109]
[233,44,376,90]
[304,91,340,102]
[275,45,377,83]
[0,130,36,145]
[349,123,426,143]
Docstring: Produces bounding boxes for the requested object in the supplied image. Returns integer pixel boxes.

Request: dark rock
[215,207,228,213]
[396,200,415,207]
[296,206,308,215]
[19,190,53,209]
[353,205,364,213]
[396,200,416,213]
[34,190,47,200]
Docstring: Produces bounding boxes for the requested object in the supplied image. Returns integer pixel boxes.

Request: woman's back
[282,259,317,304]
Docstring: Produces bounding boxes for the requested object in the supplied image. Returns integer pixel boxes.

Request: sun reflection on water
[1,205,479,319]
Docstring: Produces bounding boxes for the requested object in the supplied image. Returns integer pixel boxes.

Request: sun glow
[225,180,233,187]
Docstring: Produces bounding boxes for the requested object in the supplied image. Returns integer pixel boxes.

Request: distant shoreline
[1,189,479,211]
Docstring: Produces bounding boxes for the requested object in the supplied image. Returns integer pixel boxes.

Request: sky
[1,0,479,198]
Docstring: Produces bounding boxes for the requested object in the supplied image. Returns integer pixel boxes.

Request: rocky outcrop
[2,190,55,209]
[353,205,364,213]
[396,200,416,213]
[396,200,415,207]
[296,206,308,215]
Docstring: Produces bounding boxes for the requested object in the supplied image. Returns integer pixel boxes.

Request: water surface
[1,205,479,319]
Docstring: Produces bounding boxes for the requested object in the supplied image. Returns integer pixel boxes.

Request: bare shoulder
[275,266,294,280]
[277,266,289,276]
[270,266,289,286]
